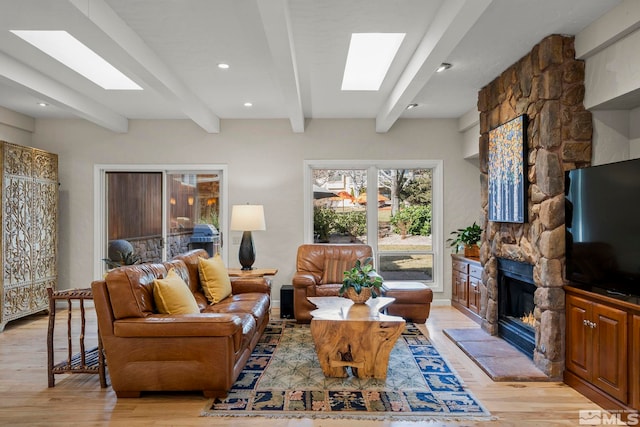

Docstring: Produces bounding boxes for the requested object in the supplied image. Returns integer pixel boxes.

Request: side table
[227,268,278,278]
[47,287,107,388]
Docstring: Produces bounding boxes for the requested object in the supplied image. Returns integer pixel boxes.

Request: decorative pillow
[321,258,354,284]
[153,268,200,314]
[198,255,232,304]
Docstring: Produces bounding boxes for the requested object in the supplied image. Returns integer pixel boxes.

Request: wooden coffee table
[307,296,405,379]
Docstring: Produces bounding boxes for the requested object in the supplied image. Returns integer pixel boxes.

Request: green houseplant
[446,222,482,257]
[339,257,383,303]
[102,239,142,269]
[102,250,142,269]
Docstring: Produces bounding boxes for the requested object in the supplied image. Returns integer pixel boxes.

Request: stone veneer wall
[477,35,592,378]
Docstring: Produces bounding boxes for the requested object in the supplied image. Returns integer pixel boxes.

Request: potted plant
[446,222,482,258]
[102,239,142,269]
[339,257,383,304]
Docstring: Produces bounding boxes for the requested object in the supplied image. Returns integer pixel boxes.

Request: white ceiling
[0,0,622,133]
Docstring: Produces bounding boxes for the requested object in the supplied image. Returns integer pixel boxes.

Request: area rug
[201,322,492,421]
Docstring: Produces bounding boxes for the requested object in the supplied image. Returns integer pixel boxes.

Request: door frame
[93,164,228,280]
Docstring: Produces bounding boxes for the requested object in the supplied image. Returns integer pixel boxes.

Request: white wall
[458,108,480,160]
[578,2,640,162]
[0,106,34,145]
[31,118,481,304]
[462,123,480,162]
[583,29,640,112]
[631,107,640,158]
[591,110,630,165]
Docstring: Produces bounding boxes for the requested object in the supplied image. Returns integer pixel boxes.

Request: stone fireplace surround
[477,35,592,378]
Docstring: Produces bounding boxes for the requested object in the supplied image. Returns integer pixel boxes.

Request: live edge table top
[307,296,404,322]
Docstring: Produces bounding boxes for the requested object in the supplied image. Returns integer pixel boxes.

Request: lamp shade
[230,205,266,231]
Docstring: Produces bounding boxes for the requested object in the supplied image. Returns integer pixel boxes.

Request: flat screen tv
[565,158,640,296]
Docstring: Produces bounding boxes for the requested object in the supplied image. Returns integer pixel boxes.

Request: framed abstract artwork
[488,114,527,223]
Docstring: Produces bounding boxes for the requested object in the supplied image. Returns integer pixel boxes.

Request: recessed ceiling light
[217,63,230,69]
[406,103,419,110]
[436,63,452,73]
[37,102,49,107]
[10,30,142,90]
[244,102,253,107]
[341,33,405,91]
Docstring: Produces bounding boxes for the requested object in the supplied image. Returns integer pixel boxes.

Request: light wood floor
[0,304,602,426]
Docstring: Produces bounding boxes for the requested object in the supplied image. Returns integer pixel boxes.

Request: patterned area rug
[201,322,492,421]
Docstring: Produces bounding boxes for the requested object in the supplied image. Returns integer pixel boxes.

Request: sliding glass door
[106,172,163,263]
[165,172,221,259]
[96,165,227,276]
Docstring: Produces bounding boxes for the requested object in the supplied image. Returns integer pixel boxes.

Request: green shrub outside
[335,211,366,240]
[313,206,336,242]
[390,205,432,237]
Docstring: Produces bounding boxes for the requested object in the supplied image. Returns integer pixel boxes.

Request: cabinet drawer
[469,264,483,279]
[453,260,469,274]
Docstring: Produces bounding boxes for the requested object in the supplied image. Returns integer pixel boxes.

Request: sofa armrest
[230,277,271,294]
[292,272,317,288]
[113,313,243,338]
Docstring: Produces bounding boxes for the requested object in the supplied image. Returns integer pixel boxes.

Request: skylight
[341,33,405,91]
[11,30,142,90]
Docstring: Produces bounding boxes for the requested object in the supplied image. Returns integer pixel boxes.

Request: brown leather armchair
[292,244,372,323]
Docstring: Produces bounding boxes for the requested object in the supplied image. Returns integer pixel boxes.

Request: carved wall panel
[1,141,58,331]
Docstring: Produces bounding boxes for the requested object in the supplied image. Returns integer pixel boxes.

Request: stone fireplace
[477,35,592,378]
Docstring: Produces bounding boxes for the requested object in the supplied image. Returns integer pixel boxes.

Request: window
[305,161,443,291]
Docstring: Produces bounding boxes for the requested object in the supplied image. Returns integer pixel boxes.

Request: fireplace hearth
[498,258,536,358]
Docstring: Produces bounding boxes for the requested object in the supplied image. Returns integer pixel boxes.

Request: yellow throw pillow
[321,258,354,284]
[153,268,200,314]
[198,255,232,304]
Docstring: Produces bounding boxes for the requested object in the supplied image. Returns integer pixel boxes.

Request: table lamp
[230,204,266,270]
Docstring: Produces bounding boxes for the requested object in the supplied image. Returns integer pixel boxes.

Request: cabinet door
[565,295,591,381]
[452,270,460,302]
[592,303,628,403]
[630,314,639,410]
[468,275,481,314]
[456,273,469,307]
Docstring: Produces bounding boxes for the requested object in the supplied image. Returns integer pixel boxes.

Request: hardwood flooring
[0,304,603,426]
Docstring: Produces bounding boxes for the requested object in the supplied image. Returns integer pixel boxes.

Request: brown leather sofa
[91,249,270,398]
[292,244,372,323]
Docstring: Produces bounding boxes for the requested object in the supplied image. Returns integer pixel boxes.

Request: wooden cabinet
[0,142,58,332]
[452,259,468,306]
[451,255,481,322]
[565,286,639,412]
[566,293,627,402]
[566,295,591,379]
[592,303,628,402]
[468,264,482,314]
[632,315,640,410]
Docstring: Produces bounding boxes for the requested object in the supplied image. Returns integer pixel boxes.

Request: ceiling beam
[0,105,35,133]
[69,0,220,133]
[575,0,640,59]
[0,51,128,132]
[376,0,493,133]
[256,0,305,133]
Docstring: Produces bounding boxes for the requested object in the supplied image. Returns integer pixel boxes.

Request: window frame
[303,160,444,292]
